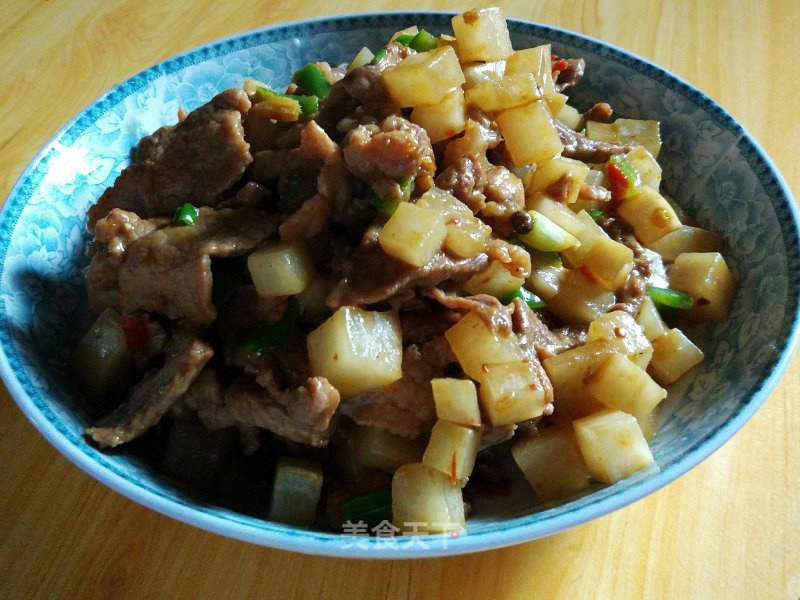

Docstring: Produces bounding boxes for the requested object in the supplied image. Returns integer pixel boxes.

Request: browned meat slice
[297,119,339,161]
[87,88,253,232]
[579,181,613,203]
[218,181,270,209]
[399,305,460,345]
[93,208,169,258]
[86,327,213,448]
[543,173,577,203]
[553,57,585,93]
[181,367,234,430]
[224,376,340,447]
[341,336,453,438]
[555,119,635,163]
[486,238,532,279]
[327,224,489,309]
[316,42,410,134]
[86,209,170,313]
[277,121,349,241]
[85,255,124,316]
[511,297,566,360]
[88,207,274,325]
[340,42,410,114]
[509,298,554,408]
[343,115,436,200]
[610,228,669,315]
[577,102,614,131]
[435,154,486,211]
[428,288,512,335]
[442,113,502,166]
[278,193,333,242]
[435,153,524,235]
[252,120,352,241]
[179,367,263,455]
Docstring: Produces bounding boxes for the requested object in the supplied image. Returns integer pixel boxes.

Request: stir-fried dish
[74,7,737,534]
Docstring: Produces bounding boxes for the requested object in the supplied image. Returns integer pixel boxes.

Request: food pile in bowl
[71,7,738,536]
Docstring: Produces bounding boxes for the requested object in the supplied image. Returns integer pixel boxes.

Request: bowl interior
[2,12,798,557]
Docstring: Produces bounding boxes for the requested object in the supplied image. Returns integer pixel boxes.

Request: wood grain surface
[1,1,798,598]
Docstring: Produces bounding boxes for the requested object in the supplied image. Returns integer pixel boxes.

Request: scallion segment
[516,209,580,252]
[508,236,563,267]
[368,177,415,216]
[173,202,199,226]
[339,484,392,527]
[647,286,694,310]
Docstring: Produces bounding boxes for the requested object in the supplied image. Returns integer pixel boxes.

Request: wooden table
[1,1,798,597]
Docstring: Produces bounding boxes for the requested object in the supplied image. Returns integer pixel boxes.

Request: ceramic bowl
[2,12,799,558]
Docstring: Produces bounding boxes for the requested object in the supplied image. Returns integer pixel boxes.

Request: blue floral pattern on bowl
[1,13,798,557]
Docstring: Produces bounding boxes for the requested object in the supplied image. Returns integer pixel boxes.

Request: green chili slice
[408,29,438,52]
[393,33,415,45]
[254,85,319,116]
[238,302,300,355]
[647,286,694,310]
[500,286,546,309]
[371,48,388,64]
[291,63,331,99]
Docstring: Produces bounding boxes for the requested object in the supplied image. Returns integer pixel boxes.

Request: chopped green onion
[500,286,546,309]
[368,178,415,216]
[398,178,415,201]
[394,33,415,45]
[647,286,694,310]
[173,202,199,226]
[291,63,331,99]
[339,484,392,528]
[408,29,438,52]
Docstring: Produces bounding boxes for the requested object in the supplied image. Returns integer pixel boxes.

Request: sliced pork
[87,88,253,232]
[86,327,213,448]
